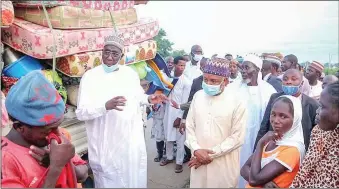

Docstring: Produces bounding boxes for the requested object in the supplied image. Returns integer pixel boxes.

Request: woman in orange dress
[240,95,305,188]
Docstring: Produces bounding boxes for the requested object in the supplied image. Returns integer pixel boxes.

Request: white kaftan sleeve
[209,100,248,159]
[75,73,107,121]
[178,80,192,119]
[185,94,201,154]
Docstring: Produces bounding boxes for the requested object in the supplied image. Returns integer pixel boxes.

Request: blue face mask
[282,84,300,96]
[102,63,119,73]
[202,81,222,96]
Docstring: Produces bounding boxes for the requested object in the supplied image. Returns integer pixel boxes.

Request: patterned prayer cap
[5,70,65,126]
[309,61,324,73]
[203,56,230,77]
[104,34,124,51]
[261,54,282,67]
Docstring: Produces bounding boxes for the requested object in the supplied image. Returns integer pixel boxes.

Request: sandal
[160,158,174,166]
[175,164,183,173]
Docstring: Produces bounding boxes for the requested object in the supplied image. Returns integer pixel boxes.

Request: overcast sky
[137,1,338,63]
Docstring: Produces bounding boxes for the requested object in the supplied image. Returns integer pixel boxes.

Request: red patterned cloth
[1,75,19,96]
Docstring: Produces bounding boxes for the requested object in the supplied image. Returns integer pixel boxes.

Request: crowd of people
[1,33,338,188]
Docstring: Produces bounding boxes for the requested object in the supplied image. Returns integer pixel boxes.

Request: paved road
[145,119,190,188]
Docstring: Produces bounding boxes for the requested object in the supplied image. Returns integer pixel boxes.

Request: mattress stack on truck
[1,0,161,155]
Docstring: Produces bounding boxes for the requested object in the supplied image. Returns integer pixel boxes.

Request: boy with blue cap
[1,70,88,188]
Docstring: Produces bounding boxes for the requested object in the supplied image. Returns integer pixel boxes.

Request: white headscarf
[243,54,263,83]
[275,95,306,166]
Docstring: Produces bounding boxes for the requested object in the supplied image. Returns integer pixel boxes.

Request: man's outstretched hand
[170,99,180,109]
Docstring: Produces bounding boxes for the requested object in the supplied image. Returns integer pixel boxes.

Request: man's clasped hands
[188,149,215,169]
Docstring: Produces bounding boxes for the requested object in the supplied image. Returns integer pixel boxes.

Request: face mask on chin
[282,84,301,96]
[102,58,122,73]
[202,81,223,96]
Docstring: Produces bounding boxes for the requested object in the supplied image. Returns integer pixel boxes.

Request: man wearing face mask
[254,69,319,151]
[185,56,248,188]
[230,54,277,188]
[183,45,204,81]
[76,34,168,188]
[280,54,311,96]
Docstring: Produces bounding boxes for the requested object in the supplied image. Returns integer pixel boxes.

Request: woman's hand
[258,131,281,147]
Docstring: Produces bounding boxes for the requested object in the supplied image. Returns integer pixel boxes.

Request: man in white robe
[161,56,192,173]
[76,34,167,188]
[185,57,248,188]
[183,45,203,81]
[230,54,277,188]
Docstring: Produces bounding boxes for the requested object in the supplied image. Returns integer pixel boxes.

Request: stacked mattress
[1,0,158,104]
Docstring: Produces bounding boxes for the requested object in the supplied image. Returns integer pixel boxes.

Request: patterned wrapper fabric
[1,75,19,96]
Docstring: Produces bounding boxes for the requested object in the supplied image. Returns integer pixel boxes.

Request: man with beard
[261,55,283,92]
[184,45,204,81]
[230,54,276,188]
[305,61,324,100]
[2,71,88,188]
[280,54,311,96]
[185,57,247,187]
[76,34,167,187]
[161,56,191,173]
[254,69,319,151]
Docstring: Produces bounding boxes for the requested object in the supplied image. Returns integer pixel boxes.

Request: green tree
[171,49,188,57]
[153,28,174,58]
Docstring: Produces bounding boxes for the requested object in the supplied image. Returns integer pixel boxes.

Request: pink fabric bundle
[1,91,9,127]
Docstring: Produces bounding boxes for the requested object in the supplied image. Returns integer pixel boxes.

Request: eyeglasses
[103,50,121,58]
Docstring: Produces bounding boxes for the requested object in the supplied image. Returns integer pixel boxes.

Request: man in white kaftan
[161,56,192,173]
[185,57,248,188]
[231,54,276,188]
[76,34,167,188]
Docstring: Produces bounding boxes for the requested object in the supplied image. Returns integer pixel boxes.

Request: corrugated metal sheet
[61,118,88,155]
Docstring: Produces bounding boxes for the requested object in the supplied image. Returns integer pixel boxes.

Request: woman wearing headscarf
[240,95,305,188]
[290,81,339,188]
